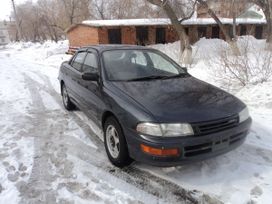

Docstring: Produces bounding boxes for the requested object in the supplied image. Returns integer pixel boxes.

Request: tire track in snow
[19,66,222,203]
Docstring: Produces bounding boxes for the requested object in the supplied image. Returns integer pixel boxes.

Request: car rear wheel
[104,116,132,167]
[62,84,75,111]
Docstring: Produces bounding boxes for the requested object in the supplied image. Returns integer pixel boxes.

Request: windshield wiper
[125,75,167,81]
[162,73,190,79]
[125,73,190,82]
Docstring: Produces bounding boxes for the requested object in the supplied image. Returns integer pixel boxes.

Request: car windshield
[102,49,187,81]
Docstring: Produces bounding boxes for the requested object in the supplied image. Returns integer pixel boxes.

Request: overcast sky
[0,0,29,20]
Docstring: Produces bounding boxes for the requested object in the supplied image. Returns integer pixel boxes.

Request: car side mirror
[82,72,99,81]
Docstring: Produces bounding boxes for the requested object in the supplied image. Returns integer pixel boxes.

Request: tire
[61,83,75,111]
[104,116,132,167]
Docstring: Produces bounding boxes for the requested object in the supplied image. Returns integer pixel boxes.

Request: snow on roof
[82,18,266,27]
[248,5,265,19]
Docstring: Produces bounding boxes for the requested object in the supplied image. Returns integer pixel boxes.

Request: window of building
[82,52,98,73]
[108,29,121,44]
[240,25,247,36]
[255,25,263,39]
[136,26,149,46]
[198,27,207,38]
[155,27,166,44]
[212,26,220,38]
[185,27,189,35]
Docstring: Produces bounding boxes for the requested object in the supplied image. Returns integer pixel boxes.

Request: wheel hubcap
[106,125,120,159]
[62,86,69,106]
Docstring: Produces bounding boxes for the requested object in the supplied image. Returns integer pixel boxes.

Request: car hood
[111,76,245,123]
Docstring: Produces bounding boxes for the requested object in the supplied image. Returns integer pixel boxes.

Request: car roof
[79,44,155,53]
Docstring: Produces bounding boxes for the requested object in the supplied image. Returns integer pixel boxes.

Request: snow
[248,5,266,19]
[0,36,272,204]
[82,17,267,27]
[150,36,272,204]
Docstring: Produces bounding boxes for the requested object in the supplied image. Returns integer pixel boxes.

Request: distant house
[66,17,267,53]
[0,21,10,45]
[66,1,267,53]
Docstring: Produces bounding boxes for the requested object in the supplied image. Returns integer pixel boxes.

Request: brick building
[66,18,267,53]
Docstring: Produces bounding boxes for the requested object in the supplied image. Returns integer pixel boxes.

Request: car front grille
[192,116,239,136]
[184,142,212,157]
[183,132,246,157]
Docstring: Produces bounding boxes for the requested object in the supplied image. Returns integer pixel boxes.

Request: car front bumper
[124,118,252,167]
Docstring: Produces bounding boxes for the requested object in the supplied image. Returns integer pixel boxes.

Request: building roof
[239,10,264,19]
[65,23,95,33]
[82,17,267,27]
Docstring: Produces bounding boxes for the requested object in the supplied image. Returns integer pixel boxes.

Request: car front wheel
[104,116,132,167]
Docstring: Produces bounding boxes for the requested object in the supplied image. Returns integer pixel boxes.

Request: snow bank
[149,37,272,204]
[5,40,70,67]
[6,40,68,56]
[1,36,272,204]
[151,36,272,97]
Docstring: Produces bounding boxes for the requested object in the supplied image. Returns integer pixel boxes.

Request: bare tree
[146,0,196,65]
[209,37,272,88]
[90,0,107,19]
[196,0,241,55]
[11,0,92,42]
[89,0,162,20]
[60,0,90,25]
[11,0,22,40]
[232,0,237,39]
[249,0,272,43]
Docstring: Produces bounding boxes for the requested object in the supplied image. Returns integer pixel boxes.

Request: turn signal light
[140,144,179,157]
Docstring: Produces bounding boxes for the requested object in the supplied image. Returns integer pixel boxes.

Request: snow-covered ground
[0,37,271,204]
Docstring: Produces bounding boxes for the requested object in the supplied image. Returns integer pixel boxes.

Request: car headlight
[136,122,194,137]
[239,107,250,123]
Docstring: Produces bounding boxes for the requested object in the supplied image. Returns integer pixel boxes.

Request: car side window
[71,52,86,71]
[82,52,98,73]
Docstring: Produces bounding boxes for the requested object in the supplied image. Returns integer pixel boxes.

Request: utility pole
[11,0,22,41]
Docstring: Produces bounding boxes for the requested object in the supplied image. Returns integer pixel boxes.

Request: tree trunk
[159,1,193,65]
[232,0,237,40]
[179,37,192,65]
[164,3,192,66]
[146,0,193,65]
[197,0,240,55]
[264,9,272,43]
[249,0,272,43]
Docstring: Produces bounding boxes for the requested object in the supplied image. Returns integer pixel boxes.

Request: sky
[0,0,28,20]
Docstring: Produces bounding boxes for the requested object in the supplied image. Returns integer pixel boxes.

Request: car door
[78,51,105,121]
[65,51,86,105]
